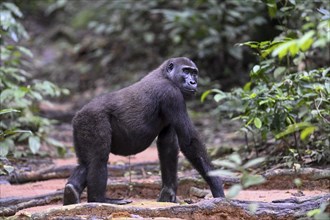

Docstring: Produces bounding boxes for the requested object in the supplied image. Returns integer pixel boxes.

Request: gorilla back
[63,57,225,205]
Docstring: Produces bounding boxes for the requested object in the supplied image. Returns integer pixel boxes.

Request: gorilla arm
[160,89,225,198]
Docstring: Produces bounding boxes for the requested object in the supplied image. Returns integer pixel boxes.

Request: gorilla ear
[166,62,174,73]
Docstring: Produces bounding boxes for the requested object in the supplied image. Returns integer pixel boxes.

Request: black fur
[63,57,225,205]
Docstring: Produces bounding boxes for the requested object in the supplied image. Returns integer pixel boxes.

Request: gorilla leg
[65,113,112,204]
[87,156,109,202]
[157,126,179,202]
[63,164,87,205]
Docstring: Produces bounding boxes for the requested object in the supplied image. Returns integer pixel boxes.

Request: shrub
[204,3,330,165]
[0,2,68,164]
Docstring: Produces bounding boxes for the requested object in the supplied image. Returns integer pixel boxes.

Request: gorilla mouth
[183,88,197,94]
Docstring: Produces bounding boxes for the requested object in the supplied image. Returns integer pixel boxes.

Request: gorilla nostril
[190,81,196,85]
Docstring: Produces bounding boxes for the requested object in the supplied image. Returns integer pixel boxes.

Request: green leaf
[252,65,260,73]
[243,157,266,169]
[300,126,317,140]
[214,93,226,102]
[28,136,41,154]
[275,122,312,139]
[3,2,23,17]
[307,209,321,217]
[243,82,252,91]
[4,165,15,174]
[248,203,259,214]
[45,137,64,148]
[201,90,212,103]
[242,175,266,188]
[18,46,34,58]
[249,93,257,99]
[266,0,277,18]
[201,89,224,103]
[213,160,238,170]
[298,31,315,51]
[228,153,242,165]
[208,169,236,177]
[272,40,293,59]
[274,66,286,78]
[227,184,242,198]
[254,117,262,129]
[0,108,20,115]
[293,178,302,187]
[0,139,14,156]
[288,42,299,57]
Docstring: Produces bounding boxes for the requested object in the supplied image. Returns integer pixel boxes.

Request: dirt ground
[1,147,328,216]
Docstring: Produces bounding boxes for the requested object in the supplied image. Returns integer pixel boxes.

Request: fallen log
[28,194,330,220]
[8,164,329,191]
[257,168,330,190]
[7,162,160,184]
[0,177,214,216]
[1,175,329,218]
[0,191,63,217]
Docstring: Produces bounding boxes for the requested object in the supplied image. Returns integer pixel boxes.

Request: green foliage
[0,2,68,162]
[204,3,330,165]
[307,202,330,220]
[209,153,266,198]
[152,0,267,81]
[47,0,268,86]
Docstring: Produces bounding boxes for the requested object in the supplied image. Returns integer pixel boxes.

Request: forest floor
[1,147,328,215]
[1,108,329,219]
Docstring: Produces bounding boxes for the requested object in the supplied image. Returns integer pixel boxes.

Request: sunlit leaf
[298,31,315,51]
[243,157,266,169]
[249,93,257,99]
[272,40,294,59]
[275,122,312,139]
[266,0,277,18]
[242,175,266,188]
[0,139,14,156]
[4,165,14,174]
[288,42,299,57]
[254,117,262,129]
[208,169,236,177]
[0,109,20,115]
[248,203,259,214]
[252,65,260,73]
[300,126,317,140]
[274,66,286,78]
[28,136,41,154]
[214,93,226,102]
[213,160,238,170]
[201,89,223,103]
[243,82,252,91]
[293,178,302,187]
[45,137,65,148]
[227,184,242,198]
[3,2,23,17]
[228,153,242,165]
[17,46,33,58]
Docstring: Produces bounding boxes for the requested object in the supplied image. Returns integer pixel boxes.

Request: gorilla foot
[63,183,80,205]
[158,187,177,203]
[105,198,132,205]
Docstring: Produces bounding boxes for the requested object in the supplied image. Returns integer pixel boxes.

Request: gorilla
[63,57,225,205]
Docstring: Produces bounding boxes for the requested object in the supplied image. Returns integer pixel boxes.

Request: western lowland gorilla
[63,57,225,205]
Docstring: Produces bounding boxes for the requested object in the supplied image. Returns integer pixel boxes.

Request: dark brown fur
[63,57,224,205]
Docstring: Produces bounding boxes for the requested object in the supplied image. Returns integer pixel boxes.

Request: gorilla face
[166,58,199,97]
